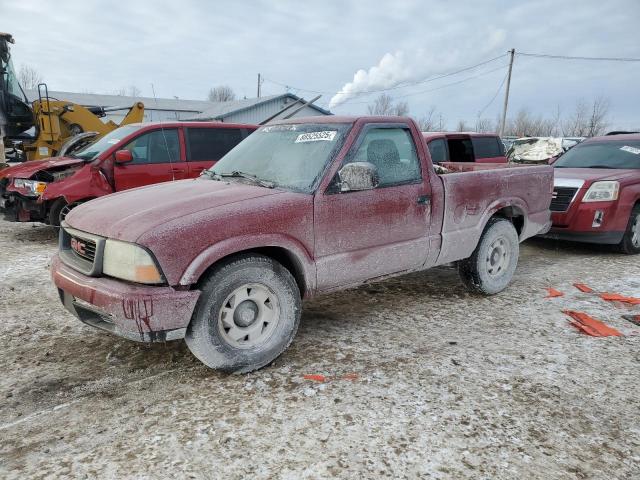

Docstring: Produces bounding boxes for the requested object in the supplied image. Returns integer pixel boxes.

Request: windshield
[207,123,352,193]
[0,46,27,101]
[554,141,640,169]
[71,125,140,161]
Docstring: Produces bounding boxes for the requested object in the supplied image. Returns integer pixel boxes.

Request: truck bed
[434,162,553,265]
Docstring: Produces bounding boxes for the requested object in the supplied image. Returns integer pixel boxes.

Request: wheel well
[492,206,524,236]
[195,247,307,297]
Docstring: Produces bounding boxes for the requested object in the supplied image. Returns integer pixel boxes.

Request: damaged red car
[0,121,256,225]
[51,116,553,373]
[543,134,640,254]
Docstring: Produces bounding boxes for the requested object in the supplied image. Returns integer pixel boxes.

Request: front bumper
[0,192,46,222]
[51,255,201,342]
[541,228,625,245]
[544,200,628,245]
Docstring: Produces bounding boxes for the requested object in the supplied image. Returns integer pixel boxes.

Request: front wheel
[457,217,520,295]
[618,204,640,255]
[48,198,84,227]
[185,254,301,373]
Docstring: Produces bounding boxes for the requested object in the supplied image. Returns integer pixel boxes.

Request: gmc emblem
[70,238,86,255]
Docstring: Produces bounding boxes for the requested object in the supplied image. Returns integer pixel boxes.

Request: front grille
[70,235,97,263]
[60,227,105,276]
[550,187,578,212]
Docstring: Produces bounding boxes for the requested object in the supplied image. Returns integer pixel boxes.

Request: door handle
[417,195,431,205]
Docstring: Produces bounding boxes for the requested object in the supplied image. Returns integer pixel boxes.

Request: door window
[186,128,245,161]
[123,129,180,164]
[447,138,474,162]
[345,127,421,187]
[427,139,447,163]
[471,136,504,158]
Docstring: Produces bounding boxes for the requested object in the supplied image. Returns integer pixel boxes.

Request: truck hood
[554,168,639,184]
[0,156,84,180]
[65,178,285,242]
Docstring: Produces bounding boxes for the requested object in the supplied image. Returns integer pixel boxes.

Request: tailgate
[435,164,553,264]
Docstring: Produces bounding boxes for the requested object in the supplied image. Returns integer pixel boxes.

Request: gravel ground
[0,218,639,479]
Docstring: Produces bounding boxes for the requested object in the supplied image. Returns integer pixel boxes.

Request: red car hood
[554,168,639,184]
[65,178,285,242]
[0,156,84,180]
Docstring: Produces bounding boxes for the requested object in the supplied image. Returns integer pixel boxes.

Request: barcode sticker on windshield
[295,131,337,143]
[620,146,640,155]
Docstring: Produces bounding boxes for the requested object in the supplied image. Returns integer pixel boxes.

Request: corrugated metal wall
[96,98,328,125]
[223,98,329,124]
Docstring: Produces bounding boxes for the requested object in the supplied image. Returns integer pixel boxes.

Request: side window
[447,138,474,162]
[345,127,421,187]
[123,129,180,164]
[428,139,447,163]
[471,137,503,159]
[186,128,244,162]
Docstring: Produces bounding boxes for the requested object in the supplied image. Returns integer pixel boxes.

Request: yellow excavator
[0,32,144,164]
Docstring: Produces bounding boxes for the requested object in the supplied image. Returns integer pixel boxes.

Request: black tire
[185,254,301,373]
[618,204,640,255]
[48,198,82,226]
[457,217,519,295]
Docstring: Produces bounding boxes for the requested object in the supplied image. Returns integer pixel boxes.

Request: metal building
[25,90,331,124]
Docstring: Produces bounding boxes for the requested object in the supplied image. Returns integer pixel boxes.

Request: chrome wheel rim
[631,213,640,248]
[217,283,280,349]
[486,236,510,276]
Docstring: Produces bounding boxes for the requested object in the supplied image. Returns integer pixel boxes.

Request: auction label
[295,131,337,143]
[620,145,640,155]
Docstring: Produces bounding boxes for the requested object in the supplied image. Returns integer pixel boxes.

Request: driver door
[114,128,186,191]
[313,125,432,290]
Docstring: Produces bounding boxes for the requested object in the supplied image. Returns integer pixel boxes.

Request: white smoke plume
[329,29,507,109]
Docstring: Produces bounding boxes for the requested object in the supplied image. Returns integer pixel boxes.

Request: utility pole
[257,73,261,98]
[500,48,515,137]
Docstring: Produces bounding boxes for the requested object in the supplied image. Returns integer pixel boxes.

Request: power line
[517,52,640,62]
[478,70,509,118]
[262,53,508,97]
[325,63,509,107]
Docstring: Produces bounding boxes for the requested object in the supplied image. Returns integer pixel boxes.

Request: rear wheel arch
[487,205,526,237]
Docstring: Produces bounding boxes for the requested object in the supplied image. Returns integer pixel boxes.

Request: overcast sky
[4,0,640,129]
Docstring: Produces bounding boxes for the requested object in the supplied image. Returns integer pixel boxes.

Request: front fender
[178,233,317,295]
[40,166,112,204]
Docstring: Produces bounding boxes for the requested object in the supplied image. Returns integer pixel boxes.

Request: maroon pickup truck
[51,116,553,373]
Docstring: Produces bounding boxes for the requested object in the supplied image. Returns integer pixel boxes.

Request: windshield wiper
[214,171,275,188]
[584,165,617,169]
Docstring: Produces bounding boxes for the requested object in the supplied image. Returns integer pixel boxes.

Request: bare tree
[367,93,409,116]
[113,87,128,96]
[128,85,142,97]
[456,120,470,132]
[18,65,44,90]
[586,97,610,136]
[417,106,438,131]
[562,100,589,137]
[207,85,236,102]
[475,118,495,133]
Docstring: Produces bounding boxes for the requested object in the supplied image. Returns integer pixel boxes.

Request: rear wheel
[185,254,301,373]
[618,204,640,255]
[458,217,519,295]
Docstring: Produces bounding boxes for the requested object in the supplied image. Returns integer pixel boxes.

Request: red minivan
[0,122,256,225]
[423,132,508,164]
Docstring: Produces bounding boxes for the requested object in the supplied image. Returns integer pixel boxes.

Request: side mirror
[114,150,133,164]
[337,162,379,192]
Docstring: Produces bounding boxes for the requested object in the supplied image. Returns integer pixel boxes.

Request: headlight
[13,178,47,195]
[102,239,163,284]
[582,181,619,203]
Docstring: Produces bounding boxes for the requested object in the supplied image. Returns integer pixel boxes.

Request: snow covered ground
[1,219,638,479]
